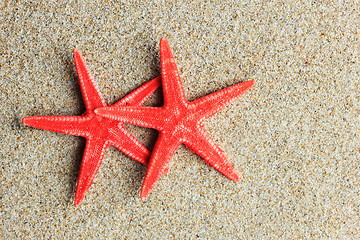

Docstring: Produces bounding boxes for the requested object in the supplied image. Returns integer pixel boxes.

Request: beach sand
[1,1,359,238]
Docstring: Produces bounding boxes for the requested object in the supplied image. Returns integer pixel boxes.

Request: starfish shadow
[66,137,86,205]
[12,114,23,133]
[121,106,160,197]
[62,51,86,115]
[115,48,163,197]
[61,54,87,204]
[49,51,88,205]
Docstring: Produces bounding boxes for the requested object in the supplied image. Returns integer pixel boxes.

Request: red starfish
[96,38,255,200]
[23,49,161,206]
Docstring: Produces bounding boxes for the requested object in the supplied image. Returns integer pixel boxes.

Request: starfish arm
[73,49,107,111]
[108,126,150,165]
[95,106,166,130]
[22,115,90,137]
[140,132,181,200]
[160,38,187,106]
[110,126,170,174]
[74,138,109,207]
[114,76,161,107]
[192,80,255,120]
[184,128,240,182]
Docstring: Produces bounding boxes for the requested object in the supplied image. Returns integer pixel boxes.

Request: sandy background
[1,0,360,239]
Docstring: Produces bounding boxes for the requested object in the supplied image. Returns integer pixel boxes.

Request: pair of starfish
[23,38,255,206]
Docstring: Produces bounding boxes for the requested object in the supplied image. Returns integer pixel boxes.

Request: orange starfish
[96,38,255,200]
[23,50,161,206]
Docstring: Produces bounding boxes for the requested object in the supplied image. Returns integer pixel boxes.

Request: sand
[1,1,360,239]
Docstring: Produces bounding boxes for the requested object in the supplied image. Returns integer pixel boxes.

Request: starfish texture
[23,49,161,206]
[96,38,255,200]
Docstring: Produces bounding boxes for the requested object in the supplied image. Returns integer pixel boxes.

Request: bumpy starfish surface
[96,38,255,200]
[23,49,161,206]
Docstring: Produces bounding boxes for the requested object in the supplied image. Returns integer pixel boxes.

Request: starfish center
[162,106,199,135]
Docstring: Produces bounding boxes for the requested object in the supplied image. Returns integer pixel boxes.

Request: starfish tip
[160,38,170,49]
[73,49,83,62]
[74,191,85,207]
[233,175,241,182]
[140,189,150,201]
[248,79,256,86]
[73,48,80,55]
[22,116,37,127]
[243,79,255,90]
[226,170,241,182]
[160,37,168,43]
[74,199,81,207]
[22,117,29,126]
